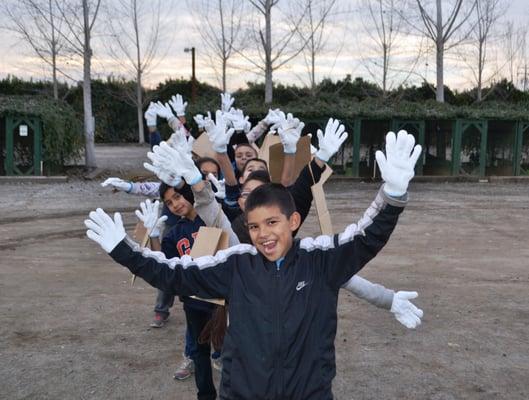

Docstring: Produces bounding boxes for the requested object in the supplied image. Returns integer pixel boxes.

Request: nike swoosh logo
[296,281,309,291]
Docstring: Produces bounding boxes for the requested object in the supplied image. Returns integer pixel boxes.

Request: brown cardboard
[310,165,334,235]
[257,134,281,165]
[131,222,150,286]
[268,136,312,183]
[192,133,217,159]
[189,226,228,306]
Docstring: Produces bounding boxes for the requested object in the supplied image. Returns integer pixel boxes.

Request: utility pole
[184,47,197,102]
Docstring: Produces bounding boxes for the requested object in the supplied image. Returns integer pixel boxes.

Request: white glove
[207,173,226,200]
[144,102,157,127]
[204,110,235,153]
[278,113,304,154]
[315,118,349,162]
[376,130,422,196]
[101,177,132,193]
[147,142,202,185]
[264,108,285,130]
[390,291,424,329]
[85,208,126,253]
[135,199,168,238]
[220,92,235,112]
[169,127,194,156]
[168,94,187,117]
[143,162,182,187]
[152,101,176,121]
[194,112,211,130]
[226,108,251,132]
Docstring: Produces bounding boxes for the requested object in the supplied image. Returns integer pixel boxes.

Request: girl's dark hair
[241,158,268,176]
[159,182,194,204]
[196,157,220,176]
[244,183,295,218]
[235,143,258,156]
[242,169,271,191]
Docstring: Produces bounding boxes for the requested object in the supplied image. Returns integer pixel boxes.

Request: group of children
[92,93,423,399]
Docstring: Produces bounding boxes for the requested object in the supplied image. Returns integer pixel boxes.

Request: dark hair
[241,158,268,176]
[235,143,258,156]
[244,183,295,218]
[242,170,271,191]
[159,182,194,205]
[196,157,220,176]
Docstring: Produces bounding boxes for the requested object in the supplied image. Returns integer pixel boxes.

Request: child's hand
[168,94,187,117]
[208,173,226,200]
[101,177,132,193]
[278,113,304,154]
[264,108,285,130]
[147,142,202,186]
[151,101,176,121]
[85,208,126,253]
[315,118,348,163]
[376,130,422,196]
[135,200,168,238]
[220,92,235,112]
[390,291,423,329]
[193,112,211,130]
[144,102,157,127]
[204,110,235,153]
[169,127,194,156]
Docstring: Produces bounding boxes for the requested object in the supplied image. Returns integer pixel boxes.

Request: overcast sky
[0,0,528,92]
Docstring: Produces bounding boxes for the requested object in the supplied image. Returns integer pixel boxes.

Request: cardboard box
[268,135,312,183]
[189,226,229,306]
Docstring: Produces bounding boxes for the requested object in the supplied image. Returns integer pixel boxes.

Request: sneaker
[212,357,222,372]
[173,356,194,380]
[150,313,168,328]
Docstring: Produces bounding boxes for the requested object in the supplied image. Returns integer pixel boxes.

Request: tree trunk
[133,0,144,144]
[477,40,483,102]
[436,42,444,102]
[222,57,227,93]
[136,70,145,144]
[435,0,444,103]
[264,0,273,104]
[49,0,58,100]
[83,0,96,168]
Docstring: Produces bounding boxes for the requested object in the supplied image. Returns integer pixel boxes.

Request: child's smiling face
[246,204,300,261]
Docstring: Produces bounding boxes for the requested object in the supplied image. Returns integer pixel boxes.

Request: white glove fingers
[86,229,103,245]
[395,130,409,155]
[84,219,104,235]
[410,144,422,167]
[89,210,106,227]
[375,150,387,173]
[385,131,397,156]
[208,173,220,187]
[226,128,235,142]
[135,209,145,222]
[97,208,115,229]
[143,162,159,175]
[398,291,418,300]
[113,212,124,231]
[317,129,324,145]
[337,131,348,145]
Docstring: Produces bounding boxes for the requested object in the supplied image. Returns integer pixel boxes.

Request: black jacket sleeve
[109,238,243,301]
[287,159,326,226]
[317,188,407,289]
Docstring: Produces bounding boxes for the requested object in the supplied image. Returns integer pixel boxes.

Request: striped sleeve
[109,236,256,301]
[299,187,407,289]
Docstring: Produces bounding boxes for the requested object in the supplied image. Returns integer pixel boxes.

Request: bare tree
[412,0,477,102]
[106,0,166,144]
[503,21,528,88]
[292,0,339,96]
[243,0,310,103]
[461,0,506,101]
[361,0,423,96]
[55,0,101,168]
[2,0,67,99]
[188,0,246,92]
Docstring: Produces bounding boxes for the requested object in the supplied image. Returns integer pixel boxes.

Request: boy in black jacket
[85,129,421,399]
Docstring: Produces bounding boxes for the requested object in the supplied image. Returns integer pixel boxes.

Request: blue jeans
[153,289,174,318]
[184,307,216,400]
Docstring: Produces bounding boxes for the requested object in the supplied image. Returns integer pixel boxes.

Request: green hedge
[0,95,83,168]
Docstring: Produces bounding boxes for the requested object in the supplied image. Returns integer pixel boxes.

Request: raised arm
[84,208,247,301]
[312,130,421,289]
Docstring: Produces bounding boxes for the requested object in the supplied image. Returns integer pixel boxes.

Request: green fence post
[34,118,42,175]
[351,118,361,177]
[5,116,14,175]
[451,119,462,176]
[479,120,488,177]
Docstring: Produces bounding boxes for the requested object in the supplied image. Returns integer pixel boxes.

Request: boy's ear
[288,211,301,232]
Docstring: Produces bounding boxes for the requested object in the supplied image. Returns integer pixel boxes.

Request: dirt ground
[1,145,528,400]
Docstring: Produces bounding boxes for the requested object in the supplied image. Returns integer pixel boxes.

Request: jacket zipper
[274,263,283,398]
